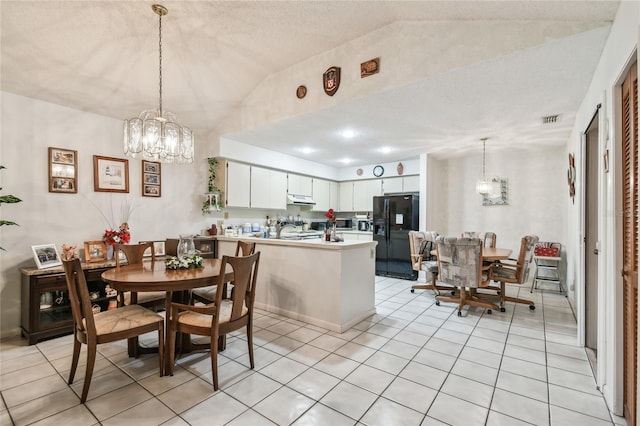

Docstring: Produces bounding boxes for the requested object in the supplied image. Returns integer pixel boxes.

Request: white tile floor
[0,276,628,426]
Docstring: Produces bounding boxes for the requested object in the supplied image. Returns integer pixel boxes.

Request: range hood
[287,194,316,205]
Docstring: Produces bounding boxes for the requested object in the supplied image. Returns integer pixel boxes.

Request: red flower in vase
[324,208,336,225]
[103,223,131,246]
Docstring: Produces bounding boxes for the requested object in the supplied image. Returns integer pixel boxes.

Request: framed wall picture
[84,240,107,263]
[93,155,129,193]
[31,244,62,269]
[142,160,161,197]
[49,147,77,193]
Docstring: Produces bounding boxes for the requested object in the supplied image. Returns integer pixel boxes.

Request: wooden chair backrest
[62,258,95,336]
[115,242,154,267]
[461,231,496,248]
[514,235,540,283]
[436,236,483,288]
[212,252,260,325]
[235,240,256,256]
[165,239,179,256]
[408,231,438,270]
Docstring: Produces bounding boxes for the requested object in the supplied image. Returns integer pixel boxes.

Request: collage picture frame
[48,147,78,193]
[142,161,161,197]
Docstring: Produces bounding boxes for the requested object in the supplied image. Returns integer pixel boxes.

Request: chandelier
[123,4,194,164]
[475,138,500,197]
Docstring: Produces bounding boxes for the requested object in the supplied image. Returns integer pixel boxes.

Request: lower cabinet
[20,263,116,345]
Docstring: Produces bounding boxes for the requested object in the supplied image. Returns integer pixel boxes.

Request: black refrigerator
[373,193,419,280]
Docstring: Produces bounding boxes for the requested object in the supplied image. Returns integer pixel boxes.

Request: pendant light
[123,4,194,164]
[475,138,500,197]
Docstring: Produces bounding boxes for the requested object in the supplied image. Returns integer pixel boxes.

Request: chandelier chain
[158,10,163,115]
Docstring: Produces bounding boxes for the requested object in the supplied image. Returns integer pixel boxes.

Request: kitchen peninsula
[217,237,377,332]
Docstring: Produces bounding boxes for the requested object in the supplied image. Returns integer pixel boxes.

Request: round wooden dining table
[430,247,512,261]
[102,258,233,374]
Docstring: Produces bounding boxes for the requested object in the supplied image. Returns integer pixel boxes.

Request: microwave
[335,218,353,229]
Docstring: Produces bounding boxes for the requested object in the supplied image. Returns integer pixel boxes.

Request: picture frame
[31,244,62,269]
[198,242,213,253]
[49,147,77,193]
[141,240,166,257]
[84,240,107,263]
[142,160,161,197]
[93,155,129,193]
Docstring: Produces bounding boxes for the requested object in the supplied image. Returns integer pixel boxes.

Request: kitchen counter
[217,236,377,332]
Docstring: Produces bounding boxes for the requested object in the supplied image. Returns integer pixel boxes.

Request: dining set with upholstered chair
[408,230,539,317]
[60,239,261,403]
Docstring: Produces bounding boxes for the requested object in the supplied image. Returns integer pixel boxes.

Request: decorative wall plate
[396,162,404,175]
[356,168,363,176]
[296,85,307,99]
[373,165,384,177]
[323,66,341,96]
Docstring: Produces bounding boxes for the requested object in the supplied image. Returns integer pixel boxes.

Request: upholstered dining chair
[62,258,164,403]
[489,235,539,311]
[461,231,497,248]
[191,240,256,304]
[115,242,166,310]
[434,236,498,316]
[167,251,261,390]
[408,231,454,296]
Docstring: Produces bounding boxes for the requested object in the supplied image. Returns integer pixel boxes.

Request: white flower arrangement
[165,255,204,270]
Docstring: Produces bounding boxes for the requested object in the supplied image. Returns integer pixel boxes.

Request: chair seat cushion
[422,260,439,274]
[91,305,163,335]
[491,265,517,280]
[177,300,248,328]
[192,285,217,301]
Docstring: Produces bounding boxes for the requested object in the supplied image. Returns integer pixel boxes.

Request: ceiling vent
[542,114,561,124]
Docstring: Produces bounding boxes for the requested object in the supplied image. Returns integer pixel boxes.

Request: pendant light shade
[476,138,500,197]
[123,4,194,164]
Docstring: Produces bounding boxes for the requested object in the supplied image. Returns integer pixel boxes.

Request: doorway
[584,107,599,371]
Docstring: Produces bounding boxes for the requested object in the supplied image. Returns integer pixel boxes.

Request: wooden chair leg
[247,322,255,369]
[157,323,164,377]
[167,327,176,376]
[68,337,81,384]
[81,343,97,403]
[211,331,220,391]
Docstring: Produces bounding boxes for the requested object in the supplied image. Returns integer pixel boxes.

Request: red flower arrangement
[324,208,336,225]
[103,222,131,246]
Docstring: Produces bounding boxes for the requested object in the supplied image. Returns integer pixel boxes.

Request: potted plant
[0,165,22,250]
[202,157,224,215]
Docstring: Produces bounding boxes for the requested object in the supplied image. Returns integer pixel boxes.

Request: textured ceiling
[1,1,619,166]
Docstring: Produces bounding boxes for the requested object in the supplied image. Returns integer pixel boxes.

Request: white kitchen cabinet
[329,181,339,210]
[251,166,286,209]
[353,180,381,212]
[338,181,353,211]
[403,175,420,192]
[312,178,330,212]
[225,161,251,208]
[288,173,313,196]
[382,177,403,194]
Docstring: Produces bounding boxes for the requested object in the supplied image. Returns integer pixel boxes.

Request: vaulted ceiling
[1,1,619,166]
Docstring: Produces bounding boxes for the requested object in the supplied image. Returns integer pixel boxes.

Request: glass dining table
[101,257,233,375]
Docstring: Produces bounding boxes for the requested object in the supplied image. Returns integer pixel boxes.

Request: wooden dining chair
[408,231,454,296]
[191,240,256,304]
[489,235,539,311]
[434,236,498,316]
[115,242,166,309]
[62,258,164,403]
[461,231,497,248]
[167,251,261,390]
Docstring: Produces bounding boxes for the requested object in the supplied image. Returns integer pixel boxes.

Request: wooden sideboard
[20,261,116,345]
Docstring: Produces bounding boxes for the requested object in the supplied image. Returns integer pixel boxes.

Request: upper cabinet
[353,180,382,211]
[312,178,330,212]
[225,161,251,208]
[338,181,354,212]
[252,166,287,210]
[288,173,313,196]
[402,175,419,192]
[382,175,419,193]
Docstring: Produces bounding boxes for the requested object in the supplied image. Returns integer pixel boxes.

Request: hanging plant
[0,165,22,250]
[201,157,224,215]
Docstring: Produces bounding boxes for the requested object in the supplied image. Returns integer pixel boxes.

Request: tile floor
[0,276,628,426]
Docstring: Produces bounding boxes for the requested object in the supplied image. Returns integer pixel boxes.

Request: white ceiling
[1,1,619,166]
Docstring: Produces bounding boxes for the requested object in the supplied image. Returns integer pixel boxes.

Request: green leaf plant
[201,157,224,215]
[0,165,22,250]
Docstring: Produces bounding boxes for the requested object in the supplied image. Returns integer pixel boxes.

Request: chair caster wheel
[487,309,492,314]
[500,307,506,312]
[529,305,535,310]
[410,289,415,293]
[435,301,440,306]
[457,311,462,317]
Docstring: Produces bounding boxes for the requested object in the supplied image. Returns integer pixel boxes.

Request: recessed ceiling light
[378,146,393,154]
[340,129,357,139]
[299,147,315,154]
[339,158,353,164]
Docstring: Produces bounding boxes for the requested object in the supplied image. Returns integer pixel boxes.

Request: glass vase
[177,234,196,257]
[106,245,114,261]
[330,224,337,242]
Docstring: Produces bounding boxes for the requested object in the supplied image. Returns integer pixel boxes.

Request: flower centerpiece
[324,208,337,241]
[165,254,204,270]
[103,222,131,246]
